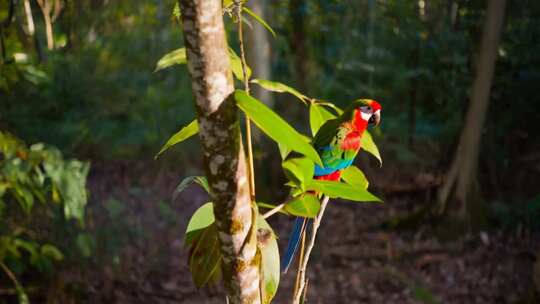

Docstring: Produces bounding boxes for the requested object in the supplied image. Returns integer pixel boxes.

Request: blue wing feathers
[281,217,307,273]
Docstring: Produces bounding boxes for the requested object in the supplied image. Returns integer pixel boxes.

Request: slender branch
[0,262,22,293]
[293,196,330,304]
[293,219,307,297]
[262,203,285,219]
[235,1,256,201]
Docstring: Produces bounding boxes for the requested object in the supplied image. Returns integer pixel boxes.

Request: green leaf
[309,103,337,136]
[243,7,276,37]
[155,119,198,159]
[282,157,314,190]
[361,130,382,166]
[43,159,90,222]
[307,180,381,202]
[341,166,369,189]
[277,142,291,160]
[284,194,320,218]
[154,48,186,72]
[40,244,64,261]
[228,48,251,81]
[257,216,280,303]
[173,176,210,200]
[172,2,180,18]
[189,223,221,287]
[235,90,323,166]
[251,79,308,104]
[76,233,96,258]
[185,202,215,245]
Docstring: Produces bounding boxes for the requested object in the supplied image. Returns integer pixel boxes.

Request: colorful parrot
[281,99,382,273]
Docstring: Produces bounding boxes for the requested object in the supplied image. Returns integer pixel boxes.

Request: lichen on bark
[178,0,260,303]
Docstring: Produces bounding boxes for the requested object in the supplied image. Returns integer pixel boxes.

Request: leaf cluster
[0,131,89,300]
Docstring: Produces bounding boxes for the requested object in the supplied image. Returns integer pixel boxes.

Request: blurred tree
[177,0,260,302]
[436,0,507,224]
[288,0,308,94]
[246,0,273,108]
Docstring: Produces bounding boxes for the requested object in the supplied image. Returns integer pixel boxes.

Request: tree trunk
[436,0,506,221]
[177,1,260,303]
[246,0,273,108]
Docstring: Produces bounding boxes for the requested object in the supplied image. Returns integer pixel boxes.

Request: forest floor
[60,161,538,304]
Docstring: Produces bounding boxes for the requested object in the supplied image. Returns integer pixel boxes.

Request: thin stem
[292,196,330,304]
[293,220,307,296]
[262,203,285,219]
[235,1,256,201]
[0,262,22,293]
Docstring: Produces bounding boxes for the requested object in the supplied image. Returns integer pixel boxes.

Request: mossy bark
[178,1,260,303]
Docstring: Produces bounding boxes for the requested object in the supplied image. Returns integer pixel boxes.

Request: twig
[293,220,307,297]
[293,196,330,304]
[0,262,23,294]
[262,203,285,219]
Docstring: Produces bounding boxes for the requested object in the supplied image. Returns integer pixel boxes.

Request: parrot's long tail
[281,217,309,273]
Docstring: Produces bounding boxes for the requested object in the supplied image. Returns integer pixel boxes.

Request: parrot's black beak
[369,110,381,127]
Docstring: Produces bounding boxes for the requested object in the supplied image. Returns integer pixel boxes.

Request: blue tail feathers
[281,217,308,273]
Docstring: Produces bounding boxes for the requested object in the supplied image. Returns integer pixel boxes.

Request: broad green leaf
[155,119,198,159]
[43,158,90,222]
[251,79,308,104]
[189,223,221,287]
[235,90,323,166]
[41,244,64,261]
[243,7,276,37]
[185,202,215,245]
[307,180,381,202]
[284,194,320,218]
[228,48,252,81]
[154,48,186,72]
[282,157,314,190]
[173,176,210,200]
[341,166,369,189]
[309,103,337,136]
[257,216,280,303]
[361,130,382,166]
[277,142,291,160]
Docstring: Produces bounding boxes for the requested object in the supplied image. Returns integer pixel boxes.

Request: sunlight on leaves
[229,47,252,81]
[251,79,309,104]
[341,166,369,189]
[257,216,280,303]
[243,7,276,37]
[155,119,198,159]
[185,202,215,246]
[309,103,337,136]
[154,48,186,72]
[361,130,382,166]
[235,90,323,166]
[284,194,321,218]
[308,180,381,202]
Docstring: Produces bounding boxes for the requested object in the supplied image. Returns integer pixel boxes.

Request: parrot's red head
[357,99,382,127]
